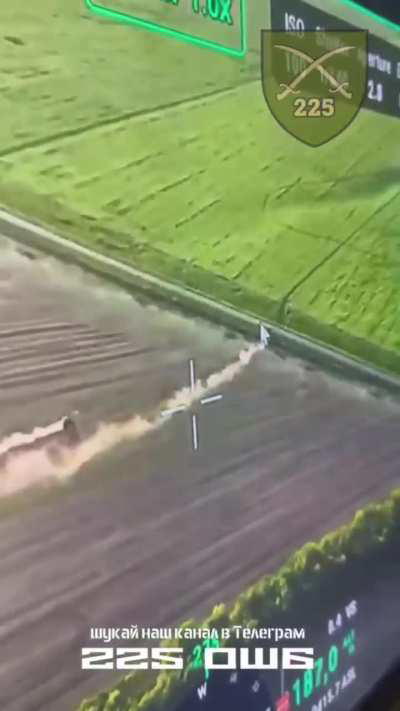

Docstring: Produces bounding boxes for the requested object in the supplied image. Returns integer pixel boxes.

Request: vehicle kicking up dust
[0,414,81,470]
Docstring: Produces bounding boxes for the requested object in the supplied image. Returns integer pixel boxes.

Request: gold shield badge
[261,30,368,147]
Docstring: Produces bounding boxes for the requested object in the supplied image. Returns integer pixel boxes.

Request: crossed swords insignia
[275,45,356,102]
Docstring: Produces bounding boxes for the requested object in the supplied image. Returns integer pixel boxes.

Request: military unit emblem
[261,30,368,146]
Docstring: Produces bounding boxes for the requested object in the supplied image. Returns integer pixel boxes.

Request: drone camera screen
[0,2,400,711]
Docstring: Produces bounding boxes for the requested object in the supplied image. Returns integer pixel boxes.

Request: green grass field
[1,1,400,370]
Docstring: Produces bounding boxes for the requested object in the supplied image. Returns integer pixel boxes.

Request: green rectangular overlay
[85,0,248,57]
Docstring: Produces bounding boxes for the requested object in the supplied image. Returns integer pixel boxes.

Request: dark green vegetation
[1,5,399,711]
[76,487,400,710]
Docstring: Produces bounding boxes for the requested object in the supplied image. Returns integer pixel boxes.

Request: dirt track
[0,236,399,710]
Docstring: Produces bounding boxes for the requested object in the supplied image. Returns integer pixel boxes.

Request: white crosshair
[161,358,223,452]
[160,325,270,452]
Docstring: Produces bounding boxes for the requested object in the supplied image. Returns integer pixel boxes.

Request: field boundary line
[1,207,400,394]
[0,78,259,159]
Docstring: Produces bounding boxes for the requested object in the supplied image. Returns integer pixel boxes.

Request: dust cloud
[0,344,262,496]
